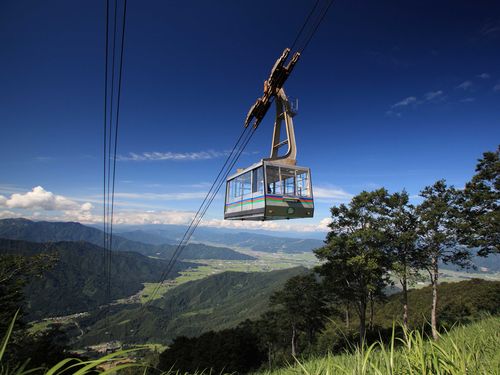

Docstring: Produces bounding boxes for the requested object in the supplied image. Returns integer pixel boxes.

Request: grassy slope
[256,316,500,375]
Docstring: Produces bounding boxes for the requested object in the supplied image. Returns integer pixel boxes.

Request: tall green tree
[269,273,329,356]
[460,146,499,256]
[416,180,471,339]
[315,189,392,345]
[254,310,289,369]
[386,191,422,327]
[0,252,56,333]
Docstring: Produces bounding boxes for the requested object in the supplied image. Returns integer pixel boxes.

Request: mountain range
[0,218,254,261]
[114,225,325,253]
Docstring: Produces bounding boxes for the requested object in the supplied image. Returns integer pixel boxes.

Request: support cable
[102,0,127,332]
[103,0,110,276]
[108,0,127,315]
[290,0,322,52]
[297,0,334,55]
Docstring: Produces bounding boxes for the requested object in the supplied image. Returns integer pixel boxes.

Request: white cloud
[0,204,333,233]
[385,110,401,118]
[201,218,331,233]
[67,209,196,226]
[477,73,490,79]
[456,81,472,90]
[35,156,54,162]
[113,192,209,201]
[424,90,444,101]
[391,96,417,108]
[317,217,332,230]
[1,186,92,212]
[313,186,352,203]
[480,23,500,36]
[494,83,500,92]
[81,202,94,211]
[460,97,475,103]
[0,195,6,206]
[118,150,227,161]
[0,210,19,219]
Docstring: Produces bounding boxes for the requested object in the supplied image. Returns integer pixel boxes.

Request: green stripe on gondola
[226,195,314,209]
[266,197,314,205]
[226,197,265,208]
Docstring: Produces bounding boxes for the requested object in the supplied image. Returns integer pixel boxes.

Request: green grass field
[255,316,500,375]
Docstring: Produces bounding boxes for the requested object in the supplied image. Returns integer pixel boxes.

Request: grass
[4,313,500,374]
[255,316,500,375]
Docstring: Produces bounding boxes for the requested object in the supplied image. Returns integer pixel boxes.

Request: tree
[315,189,392,345]
[253,310,289,369]
[0,249,58,368]
[416,180,471,340]
[0,252,56,333]
[269,273,329,356]
[460,146,499,256]
[386,191,422,327]
[158,324,265,374]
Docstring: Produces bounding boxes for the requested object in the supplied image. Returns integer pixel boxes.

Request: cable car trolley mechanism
[224,48,314,221]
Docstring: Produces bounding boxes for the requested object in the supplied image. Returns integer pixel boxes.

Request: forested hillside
[0,238,195,319]
[79,266,308,345]
[156,279,500,374]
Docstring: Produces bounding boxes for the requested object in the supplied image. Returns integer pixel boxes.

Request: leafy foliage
[158,322,265,374]
[459,146,500,256]
[315,189,393,343]
[269,274,330,355]
[416,180,471,339]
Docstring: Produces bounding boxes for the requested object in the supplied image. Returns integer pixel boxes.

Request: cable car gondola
[224,49,314,221]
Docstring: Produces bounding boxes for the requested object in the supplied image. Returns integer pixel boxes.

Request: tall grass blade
[0,309,19,361]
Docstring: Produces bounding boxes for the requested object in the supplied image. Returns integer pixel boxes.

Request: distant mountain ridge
[0,218,254,261]
[115,225,325,253]
[0,238,195,319]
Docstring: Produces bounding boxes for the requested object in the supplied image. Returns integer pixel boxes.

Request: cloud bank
[0,186,92,212]
[118,150,227,161]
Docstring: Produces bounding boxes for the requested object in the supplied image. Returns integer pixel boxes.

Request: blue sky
[1,0,499,235]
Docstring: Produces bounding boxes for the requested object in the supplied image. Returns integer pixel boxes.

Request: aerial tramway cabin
[224,160,313,220]
[224,48,314,221]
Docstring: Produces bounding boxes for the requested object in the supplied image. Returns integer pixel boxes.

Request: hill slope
[79,266,309,345]
[373,278,500,328]
[260,316,500,375]
[0,218,254,260]
[0,238,194,319]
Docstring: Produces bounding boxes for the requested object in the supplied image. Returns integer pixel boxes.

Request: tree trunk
[345,303,350,329]
[291,325,297,357]
[369,293,374,330]
[358,300,367,347]
[267,343,272,369]
[402,270,408,328]
[431,256,439,340]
